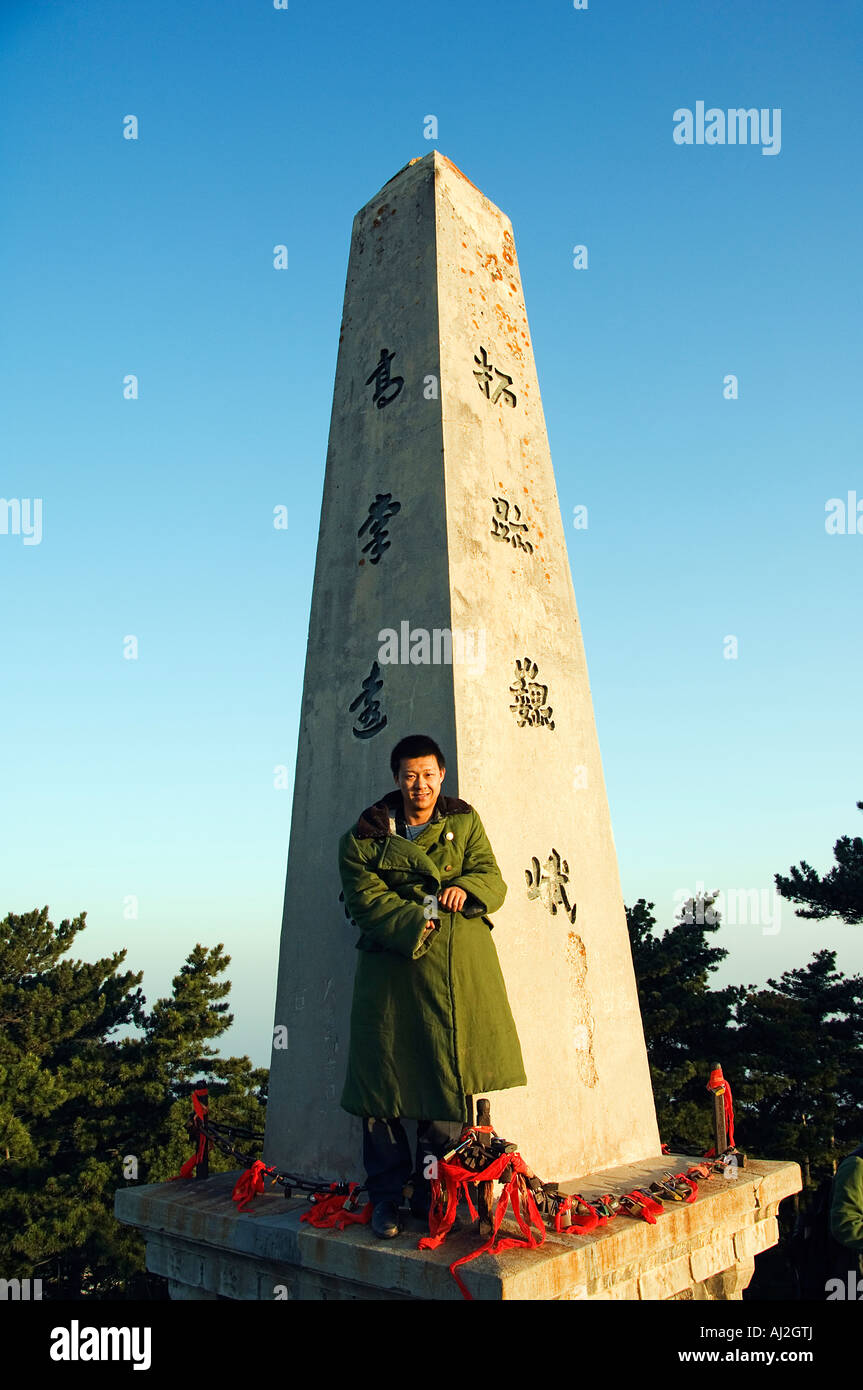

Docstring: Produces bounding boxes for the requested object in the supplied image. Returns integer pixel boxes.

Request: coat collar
[355,787,472,841]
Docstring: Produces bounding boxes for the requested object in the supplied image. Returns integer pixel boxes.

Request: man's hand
[438,885,468,912]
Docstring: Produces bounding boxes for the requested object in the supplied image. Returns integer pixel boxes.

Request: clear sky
[2,0,861,1068]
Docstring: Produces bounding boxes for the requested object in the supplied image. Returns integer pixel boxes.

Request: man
[338,733,526,1237]
[830,1140,863,1280]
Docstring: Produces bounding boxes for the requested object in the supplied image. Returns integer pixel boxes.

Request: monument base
[114,1154,800,1301]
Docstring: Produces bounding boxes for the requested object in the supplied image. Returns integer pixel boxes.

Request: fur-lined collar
[355,788,472,840]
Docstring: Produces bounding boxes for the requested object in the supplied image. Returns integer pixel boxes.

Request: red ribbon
[169,1087,211,1181]
[418,1151,545,1300]
[301,1183,372,1229]
[707,1065,735,1148]
[231,1159,277,1212]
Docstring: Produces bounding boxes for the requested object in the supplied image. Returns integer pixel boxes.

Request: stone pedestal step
[114,1153,800,1301]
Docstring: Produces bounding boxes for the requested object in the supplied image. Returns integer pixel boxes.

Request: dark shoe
[371,1200,402,1238]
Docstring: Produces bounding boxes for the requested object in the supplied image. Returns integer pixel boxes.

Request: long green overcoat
[830,1145,863,1274]
[338,789,526,1124]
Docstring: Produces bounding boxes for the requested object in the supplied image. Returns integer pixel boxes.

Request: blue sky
[1,0,861,1068]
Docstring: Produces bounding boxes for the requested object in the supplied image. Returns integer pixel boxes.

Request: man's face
[396,755,445,820]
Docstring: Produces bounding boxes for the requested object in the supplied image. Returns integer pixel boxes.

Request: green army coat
[830,1144,863,1274]
[338,789,526,1124]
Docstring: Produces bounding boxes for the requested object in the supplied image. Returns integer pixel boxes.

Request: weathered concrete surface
[265,150,660,1184]
[434,152,655,1174]
[114,1155,801,1301]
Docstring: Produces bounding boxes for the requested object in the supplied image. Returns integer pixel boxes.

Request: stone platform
[114,1153,800,1301]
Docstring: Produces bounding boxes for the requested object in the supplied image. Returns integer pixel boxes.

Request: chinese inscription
[525,848,577,924]
[473,345,516,407]
[349,660,387,739]
[510,657,555,729]
[358,492,401,564]
[490,496,533,553]
[365,348,404,408]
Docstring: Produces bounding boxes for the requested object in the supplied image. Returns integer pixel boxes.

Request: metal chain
[195,1117,365,1200]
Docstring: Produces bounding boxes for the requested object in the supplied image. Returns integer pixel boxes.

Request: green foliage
[775,799,863,925]
[627,885,863,1190]
[0,907,267,1298]
[731,950,863,1182]
[626,895,744,1152]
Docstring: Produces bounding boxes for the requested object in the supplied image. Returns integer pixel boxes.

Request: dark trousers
[362,1117,464,1208]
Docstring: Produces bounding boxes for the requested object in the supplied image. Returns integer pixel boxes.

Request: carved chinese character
[349,660,387,739]
[358,492,401,564]
[490,496,533,553]
[473,346,516,407]
[365,348,404,407]
[525,848,577,924]
[509,657,555,729]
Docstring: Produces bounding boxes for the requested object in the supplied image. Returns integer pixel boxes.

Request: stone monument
[266,149,657,1181]
[115,154,800,1298]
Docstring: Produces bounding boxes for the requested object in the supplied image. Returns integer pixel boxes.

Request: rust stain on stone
[567,931,587,982]
[492,302,523,361]
[439,154,483,195]
[566,930,598,1088]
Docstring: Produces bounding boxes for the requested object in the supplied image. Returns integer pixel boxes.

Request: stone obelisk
[265,151,660,1183]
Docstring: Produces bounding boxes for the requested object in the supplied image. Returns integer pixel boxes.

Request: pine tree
[731,950,863,1186]
[626,895,743,1153]
[0,907,267,1298]
[0,907,146,1295]
[774,799,863,924]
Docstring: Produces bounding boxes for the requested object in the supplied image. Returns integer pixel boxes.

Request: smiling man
[338,733,526,1237]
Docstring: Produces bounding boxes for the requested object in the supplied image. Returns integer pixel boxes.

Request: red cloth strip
[301,1182,372,1229]
[707,1066,735,1148]
[418,1152,546,1299]
[232,1159,276,1211]
[449,1171,546,1300]
[169,1087,210,1181]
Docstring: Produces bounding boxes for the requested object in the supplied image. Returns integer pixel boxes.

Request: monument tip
[371,150,487,208]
